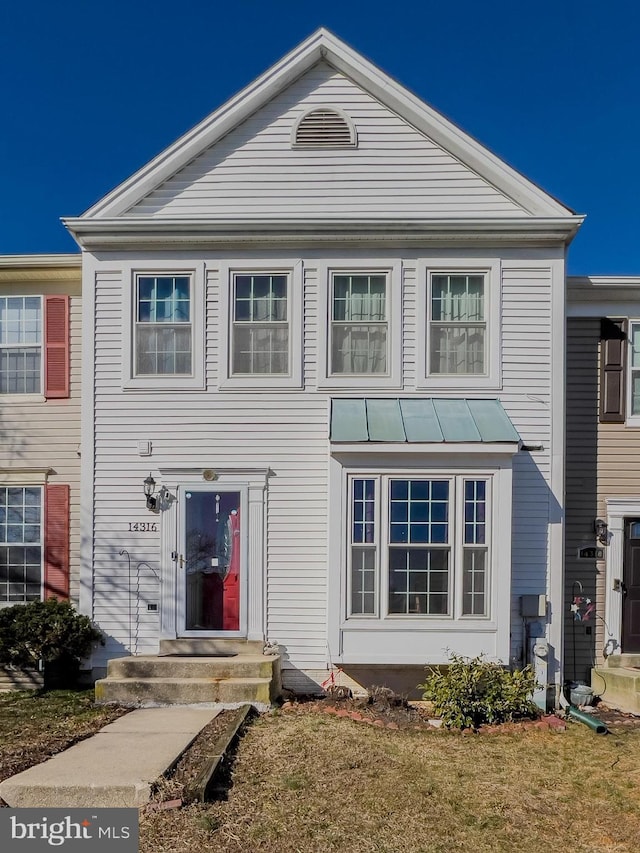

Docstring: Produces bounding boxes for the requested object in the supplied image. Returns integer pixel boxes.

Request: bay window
[348,474,490,619]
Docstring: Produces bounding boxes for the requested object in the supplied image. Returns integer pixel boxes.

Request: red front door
[183,489,241,632]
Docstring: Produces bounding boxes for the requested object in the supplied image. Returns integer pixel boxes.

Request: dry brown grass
[140,709,640,853]
[0,689,127,785]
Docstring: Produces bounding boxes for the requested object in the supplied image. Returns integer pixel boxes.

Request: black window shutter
[600,318,627,423]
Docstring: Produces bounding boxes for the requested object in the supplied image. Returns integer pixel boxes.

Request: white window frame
[627,319,640,426]
[317,261,402,390]
[416,259,501,390]
[122,263,205,391]
[0,483,43,606]
[345,471,492,622]
[218,261,303,390]
[0,295,43,397]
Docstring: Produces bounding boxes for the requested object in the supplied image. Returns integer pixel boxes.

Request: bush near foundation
[419,653,539,730]
[0,599,103,687]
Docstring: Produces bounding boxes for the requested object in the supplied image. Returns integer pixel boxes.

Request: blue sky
[1,0,638,274]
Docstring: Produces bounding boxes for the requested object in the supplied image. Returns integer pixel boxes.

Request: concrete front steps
[95,641,281,708]
[592,654,640,714]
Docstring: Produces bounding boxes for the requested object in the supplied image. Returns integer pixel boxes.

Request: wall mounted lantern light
[144,474,168,513]
[594,518,609,545]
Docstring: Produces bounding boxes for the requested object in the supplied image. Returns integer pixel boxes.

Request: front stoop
[592,655,640,714]
[95,653,281,708]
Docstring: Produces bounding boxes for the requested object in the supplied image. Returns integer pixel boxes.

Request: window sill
[342,618,495,630]
[416,376,501,391]
[122,376,205,392]
[220,375,303,391]
[0,393,46,404]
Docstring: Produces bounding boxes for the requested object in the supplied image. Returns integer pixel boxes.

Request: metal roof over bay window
[330,398,521,444]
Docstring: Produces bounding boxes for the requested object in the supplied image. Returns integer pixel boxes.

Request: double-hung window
[0,486,42,604]
[231,273,289,375]
[348,475,489,619]
[331,273,387,375]
[430,273,486,375]
[630,321,640,417]
[0,297,41,394]
[135,275,192,376]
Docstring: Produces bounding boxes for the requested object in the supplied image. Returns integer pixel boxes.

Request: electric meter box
[520,594,547,618]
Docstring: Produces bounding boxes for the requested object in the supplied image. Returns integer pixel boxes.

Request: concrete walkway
[0,706,221,808]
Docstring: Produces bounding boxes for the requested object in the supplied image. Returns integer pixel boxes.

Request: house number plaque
[128,522,158,532]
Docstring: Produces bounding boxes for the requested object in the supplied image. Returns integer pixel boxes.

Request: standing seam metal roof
[330,398,521,443]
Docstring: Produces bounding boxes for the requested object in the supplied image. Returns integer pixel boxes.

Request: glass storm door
[180,489,243,634]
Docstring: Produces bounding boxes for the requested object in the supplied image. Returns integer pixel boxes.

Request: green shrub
[0,599,103,670]
[419,653,539,730]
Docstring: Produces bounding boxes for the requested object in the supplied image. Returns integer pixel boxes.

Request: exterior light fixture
[144,474,168,513]
[594,518,609,545]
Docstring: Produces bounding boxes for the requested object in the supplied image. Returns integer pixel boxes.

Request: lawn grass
[0,689,126,784]
[141,710,640,853]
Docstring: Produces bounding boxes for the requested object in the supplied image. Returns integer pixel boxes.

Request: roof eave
[63,215,585,250]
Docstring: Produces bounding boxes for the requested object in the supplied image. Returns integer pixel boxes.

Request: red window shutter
[600,318,627,423]
[44,295,70,399]
[44,484,70,601]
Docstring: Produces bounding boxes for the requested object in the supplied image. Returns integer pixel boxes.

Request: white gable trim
[66,29,576,226]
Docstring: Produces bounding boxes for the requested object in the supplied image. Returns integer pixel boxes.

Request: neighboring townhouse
[566,276,640,712]
[63,29,583,706]
[0,255,81,684]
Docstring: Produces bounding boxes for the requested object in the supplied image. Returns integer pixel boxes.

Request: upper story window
[331,273,387,375]
[417,261,499,390]
[292,107,357,148]
[430,273,486,375]
[231,273,289,375]
[135,275,191,376]
[630,321,640,418]
[0,296,41,393]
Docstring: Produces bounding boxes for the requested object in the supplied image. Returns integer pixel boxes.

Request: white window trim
[416,259,501,390]
[604,498,640,655]
[218,261,303,390]
[157,466,269,643]
[328,453,513,665]
[0,294,44,396]
[317,260,402,390]
[626,318,640,427]
[122,263,205,391]
[0,483,44,606]
[346,472,492,622]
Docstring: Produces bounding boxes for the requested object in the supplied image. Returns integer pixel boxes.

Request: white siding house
[64,29,583,700]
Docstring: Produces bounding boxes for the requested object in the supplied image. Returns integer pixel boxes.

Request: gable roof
[64,28,583,244]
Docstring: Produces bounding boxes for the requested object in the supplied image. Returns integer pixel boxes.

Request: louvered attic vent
[292,107,357,148]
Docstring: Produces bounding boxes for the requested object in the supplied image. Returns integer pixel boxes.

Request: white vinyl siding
[127,62,526,220]
[88,252,556,676]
